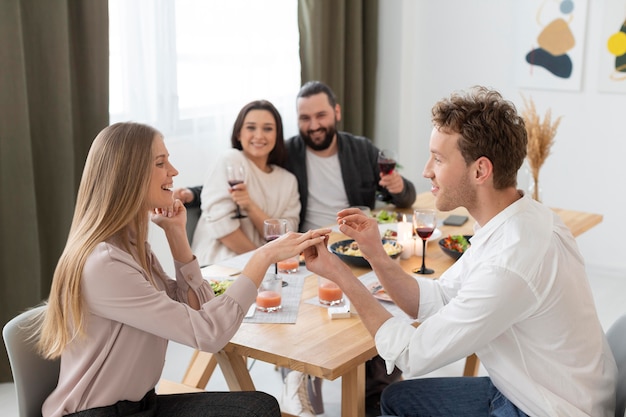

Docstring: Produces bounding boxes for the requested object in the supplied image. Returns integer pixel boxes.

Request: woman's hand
[242,229,331,286]
[229,182,253,210]
[151,199,188,232]
[261,229,331,264]
[303,235,351,282]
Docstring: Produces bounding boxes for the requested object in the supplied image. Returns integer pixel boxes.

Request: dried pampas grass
[521,94,562,201]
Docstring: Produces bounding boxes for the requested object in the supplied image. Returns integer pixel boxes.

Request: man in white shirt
[304,86,617,417]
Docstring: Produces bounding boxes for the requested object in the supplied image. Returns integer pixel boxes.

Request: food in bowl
[330,239,402,268]
[438,235,472,260]
[381,228,397,240]
[334,240,402,257]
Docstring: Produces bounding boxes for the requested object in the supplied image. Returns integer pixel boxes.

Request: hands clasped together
[303,208,388,287]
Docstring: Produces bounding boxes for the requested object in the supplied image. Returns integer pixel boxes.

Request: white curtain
[109,0,301,187]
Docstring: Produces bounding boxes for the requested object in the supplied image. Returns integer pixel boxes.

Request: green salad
[209,279,234,296]
[375,210,399,224]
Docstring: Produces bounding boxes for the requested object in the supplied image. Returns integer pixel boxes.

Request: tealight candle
[399,238,414,259]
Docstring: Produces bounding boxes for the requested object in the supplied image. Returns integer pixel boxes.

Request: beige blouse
[42,236,257,417]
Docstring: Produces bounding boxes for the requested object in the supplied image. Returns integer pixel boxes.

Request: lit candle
[397,214,414,258]
[397,214,413,241]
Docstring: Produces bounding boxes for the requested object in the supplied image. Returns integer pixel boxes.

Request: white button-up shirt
[376,194,617,417]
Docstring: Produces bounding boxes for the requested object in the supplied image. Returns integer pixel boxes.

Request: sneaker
[280,370,316,416]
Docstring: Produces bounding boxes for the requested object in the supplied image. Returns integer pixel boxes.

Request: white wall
[152,1,625,276]
[375,0,626,274]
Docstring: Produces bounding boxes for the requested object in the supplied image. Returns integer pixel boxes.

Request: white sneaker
[280,370,316,416]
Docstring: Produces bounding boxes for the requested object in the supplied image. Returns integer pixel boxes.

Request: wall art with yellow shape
[598,1,626,93]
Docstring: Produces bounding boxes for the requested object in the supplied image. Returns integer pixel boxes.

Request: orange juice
[318,280,343,305]
[256,290,282,312]
[277,258,299,273]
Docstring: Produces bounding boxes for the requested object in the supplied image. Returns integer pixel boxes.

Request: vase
[521,162,542,201]
[528,171,543,201]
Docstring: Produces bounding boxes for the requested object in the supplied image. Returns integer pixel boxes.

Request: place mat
[244,274,305,324]
[204,250,312,324]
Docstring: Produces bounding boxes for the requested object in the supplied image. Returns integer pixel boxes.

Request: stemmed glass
[264,219,287,275]
[376,149,397,201]
[226,163,247,219]
[412,209,437,274]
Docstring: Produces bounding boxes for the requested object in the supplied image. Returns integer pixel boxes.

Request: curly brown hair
[431,86,527,189]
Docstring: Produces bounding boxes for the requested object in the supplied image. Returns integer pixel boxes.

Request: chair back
[2,305,60,417]
[607,313,626,417]
[185,205,201,243]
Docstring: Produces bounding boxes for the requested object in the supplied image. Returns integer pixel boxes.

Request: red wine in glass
[377,150,397,175]
[378,160,396,175]
[416,227,434,240]
[264,219,287,276]
[228,179,243,188]
[413,209,437,275]
[265,235,280,243]
[226,164,247,219]
[376,149,398,200]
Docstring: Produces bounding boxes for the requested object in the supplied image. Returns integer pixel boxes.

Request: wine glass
[376,149,397,201]
[377,149,397,175]
[264,219,287,275]
[226,163,247,219]
[412,208,437,274]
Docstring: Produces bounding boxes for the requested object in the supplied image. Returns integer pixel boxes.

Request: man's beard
[301,125,336,151]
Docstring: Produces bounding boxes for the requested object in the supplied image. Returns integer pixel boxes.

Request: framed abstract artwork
[598,1,626,93]
[516,0,589,91]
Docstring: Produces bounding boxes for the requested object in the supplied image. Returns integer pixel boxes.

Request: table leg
[214,350,256,391]
[463,353,480,376]
[341,363,366,417]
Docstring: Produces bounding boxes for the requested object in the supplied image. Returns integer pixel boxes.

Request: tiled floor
[1,265,624,416]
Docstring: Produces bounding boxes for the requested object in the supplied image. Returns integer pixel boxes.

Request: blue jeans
[379,377,530,417]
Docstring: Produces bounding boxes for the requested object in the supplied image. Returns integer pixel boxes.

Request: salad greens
[209,279,234,296]
[375,210,400,224]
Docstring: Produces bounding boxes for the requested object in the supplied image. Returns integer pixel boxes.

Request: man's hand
[336,208,387,262]
[379,170,404,194]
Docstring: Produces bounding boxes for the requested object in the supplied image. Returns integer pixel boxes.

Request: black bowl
[329,239,402,268]
[438,235,472,261]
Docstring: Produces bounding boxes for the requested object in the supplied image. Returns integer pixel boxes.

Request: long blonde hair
[37,122,160,359]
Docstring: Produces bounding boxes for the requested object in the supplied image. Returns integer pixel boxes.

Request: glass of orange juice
[256,274,282,312]
[318,277,343,306]
[277,255,300,274]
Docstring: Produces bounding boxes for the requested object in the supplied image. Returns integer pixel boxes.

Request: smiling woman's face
[238,109,277,165]
[146,135,178,209]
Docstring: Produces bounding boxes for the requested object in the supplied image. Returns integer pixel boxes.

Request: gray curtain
[298,0,379,138]
[0,0,109,382]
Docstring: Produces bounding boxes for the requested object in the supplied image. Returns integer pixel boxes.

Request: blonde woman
[35,122,326,417]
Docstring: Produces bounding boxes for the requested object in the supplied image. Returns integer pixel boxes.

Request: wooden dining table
[159,193,603,417]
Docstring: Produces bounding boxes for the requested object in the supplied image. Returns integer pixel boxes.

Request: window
[109,0,301,185]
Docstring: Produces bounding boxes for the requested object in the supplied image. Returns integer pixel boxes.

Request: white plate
[377,224,442,242]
